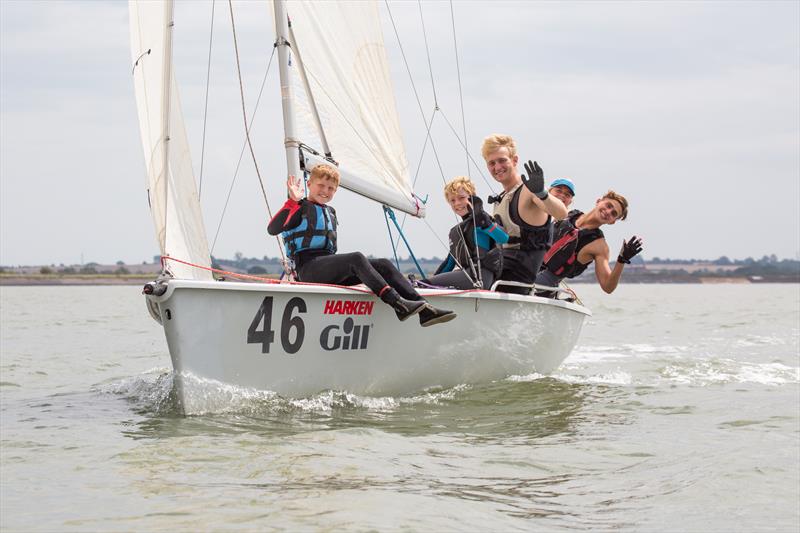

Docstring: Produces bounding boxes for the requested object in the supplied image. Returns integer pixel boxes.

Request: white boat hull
[146,279,590,400]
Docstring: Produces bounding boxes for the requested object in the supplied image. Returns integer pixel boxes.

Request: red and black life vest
[542,210,604,279]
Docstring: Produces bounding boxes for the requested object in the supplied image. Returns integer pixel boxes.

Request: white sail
[129,0,213,280]
[280,1,424,217]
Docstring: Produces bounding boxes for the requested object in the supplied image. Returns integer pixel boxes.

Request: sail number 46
[247,296,307,354]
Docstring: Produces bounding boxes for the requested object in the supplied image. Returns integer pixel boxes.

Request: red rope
[160,255,481,298]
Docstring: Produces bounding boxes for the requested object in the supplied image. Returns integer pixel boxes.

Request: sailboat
[128,0,590,409]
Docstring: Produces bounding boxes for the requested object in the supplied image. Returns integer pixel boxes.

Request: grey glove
[521,160,548,200]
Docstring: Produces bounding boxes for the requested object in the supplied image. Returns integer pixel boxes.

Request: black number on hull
[281,297,307,354]
[247,296,275,353]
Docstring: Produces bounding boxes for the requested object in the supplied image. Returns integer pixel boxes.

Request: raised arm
[592,235,643,293]
[267,175,306,235]
[520,160,567,220]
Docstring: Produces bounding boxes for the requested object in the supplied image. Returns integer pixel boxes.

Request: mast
[160,0,175,239]
[273,0,302,180]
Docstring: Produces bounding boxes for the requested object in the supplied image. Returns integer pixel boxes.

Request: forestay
[129,0,212,280]
[280,1,424,217]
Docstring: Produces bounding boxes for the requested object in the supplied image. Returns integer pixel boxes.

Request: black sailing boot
[419,303,457,327]
[381,289,426,322]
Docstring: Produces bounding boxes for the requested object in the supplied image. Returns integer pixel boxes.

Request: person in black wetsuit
[267,164,456,327]
[481,134,568,294]
[421,176,508,290]
[535,190,643,297]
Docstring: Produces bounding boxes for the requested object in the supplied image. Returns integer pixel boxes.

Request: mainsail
[279,1,424,217]
[129,0,212,280]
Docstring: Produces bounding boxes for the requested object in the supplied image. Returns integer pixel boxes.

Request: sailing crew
[481,134,568,293]
[267,163,457,327]
[535,190,643,297]
[421,176,509,290]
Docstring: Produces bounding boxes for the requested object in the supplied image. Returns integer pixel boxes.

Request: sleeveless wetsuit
[492,183,553,293]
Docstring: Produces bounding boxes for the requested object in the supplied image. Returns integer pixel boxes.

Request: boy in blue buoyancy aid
[421,176,509,290]
[267,164,456,327]
[535,190,643,297]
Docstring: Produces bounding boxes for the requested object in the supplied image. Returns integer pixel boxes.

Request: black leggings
[296,252,421,301]
[495,248,546,294]
[422,268,496,290]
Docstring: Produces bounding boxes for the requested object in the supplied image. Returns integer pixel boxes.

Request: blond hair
[309,163,340,187]
[443,176,476,199]
[602,190,629,221]
[481,134,517,160]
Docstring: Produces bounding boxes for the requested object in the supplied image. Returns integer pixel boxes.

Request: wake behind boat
[129,0,590,409]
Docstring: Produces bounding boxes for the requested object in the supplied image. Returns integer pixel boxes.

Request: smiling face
[595,197,624,225]
[446,188,472,217]
[549,185,574,208]
[484,147,519,190]
[306,176,338,205]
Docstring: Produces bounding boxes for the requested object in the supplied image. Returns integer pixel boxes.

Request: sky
[1,0,799,267]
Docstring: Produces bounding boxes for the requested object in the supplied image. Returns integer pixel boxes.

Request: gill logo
[320,317,371,351]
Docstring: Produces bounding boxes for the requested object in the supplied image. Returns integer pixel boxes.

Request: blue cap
[549,178,576,196]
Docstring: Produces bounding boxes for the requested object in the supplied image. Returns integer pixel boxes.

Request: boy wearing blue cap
[548,178,576,209]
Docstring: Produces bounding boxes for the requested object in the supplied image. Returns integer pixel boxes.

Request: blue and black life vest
[282,200,337,257]
[542,209,604,279]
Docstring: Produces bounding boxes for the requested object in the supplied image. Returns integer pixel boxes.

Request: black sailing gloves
[468,196,494,228]
[521,160,549,200]
[618,236,643,264]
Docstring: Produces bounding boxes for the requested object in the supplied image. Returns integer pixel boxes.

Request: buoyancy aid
[542,209,604,279]
[282,200,337,257]
[492,183,553,251]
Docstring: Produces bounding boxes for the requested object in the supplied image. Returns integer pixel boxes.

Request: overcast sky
[1,0,798,267]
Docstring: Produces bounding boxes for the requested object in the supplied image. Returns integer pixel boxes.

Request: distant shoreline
[1,274,796,287]
[0,275,156,286]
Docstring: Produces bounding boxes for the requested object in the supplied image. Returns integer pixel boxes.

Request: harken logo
[323,299,374,315]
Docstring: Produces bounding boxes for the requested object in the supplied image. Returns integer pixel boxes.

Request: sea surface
[1,284,798,531]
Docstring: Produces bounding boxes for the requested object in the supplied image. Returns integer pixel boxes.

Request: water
[1,284,798,531]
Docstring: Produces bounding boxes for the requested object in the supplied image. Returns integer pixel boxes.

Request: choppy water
[1,284,798,531]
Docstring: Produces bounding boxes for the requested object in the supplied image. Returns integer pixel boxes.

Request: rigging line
[386,2,479,285]
[416,0,438,108]
[300,66,407,193]
[198,0,216,199]
[401,107,463,235]
[384,1,431,128]
[228,0,270,215]
[383,207,401,270]
[449,0,469,178]
[210,12,279,255]
[420,216,473,280]
[383,2,448,198]
[210,52,275,255]
[210,45,276,253]
[400,105,436,231]
[438,108,497,194]
[410,106,437,189]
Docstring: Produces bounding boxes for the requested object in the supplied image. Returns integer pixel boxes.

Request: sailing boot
[381,289,426,321]
[419,303,457,327]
